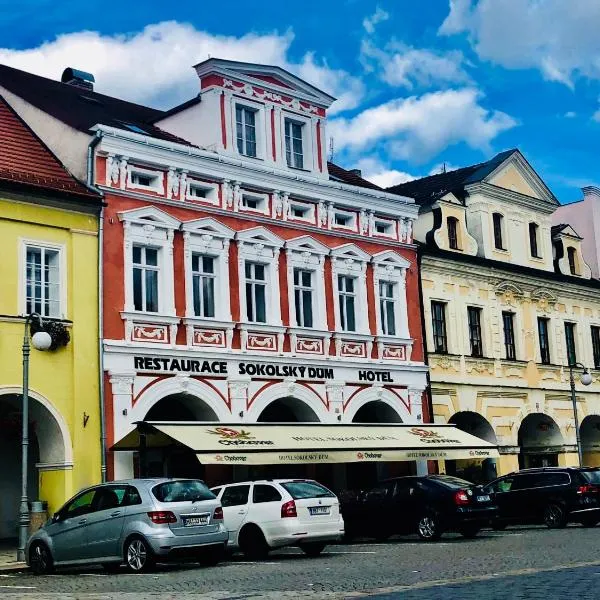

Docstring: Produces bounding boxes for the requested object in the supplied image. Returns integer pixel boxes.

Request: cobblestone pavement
[2,525,600,599]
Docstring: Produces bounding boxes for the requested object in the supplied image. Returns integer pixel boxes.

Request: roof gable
[552,224,582,239]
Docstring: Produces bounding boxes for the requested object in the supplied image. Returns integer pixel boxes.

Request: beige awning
[113,422,499,464]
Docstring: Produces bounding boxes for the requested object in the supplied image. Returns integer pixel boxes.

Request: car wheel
[299,542,326,557]
[417,513,442,541]
[198,544,225,567]
[459,525,480,539]
[124,537,155,573]
[239,526,269,560]
[102,563,121,573]
[543,503,567,529]
[580,517,599,528]
[29,542,54,575]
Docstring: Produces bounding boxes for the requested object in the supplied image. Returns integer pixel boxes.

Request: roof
[327,162,383,191]
[0,95,100,201]
[0,63,193,147]
[387,149,517,205]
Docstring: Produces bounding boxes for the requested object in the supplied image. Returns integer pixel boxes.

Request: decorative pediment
[552,224,582,240]
[372,250,411,269]
[236,226,284,248]
[530,287,558,311]
[181,217,235,240]
[330,243,371,263]
[285,235,330,256]
[494,281,525,307]
[117,206,180,229]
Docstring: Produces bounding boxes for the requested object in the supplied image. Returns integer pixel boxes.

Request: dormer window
[529,222,540,258]
[285,118,304,169]
[492,213,505,250]
[236,104,257,158]
[447,217,459,250]
[567,246,578,275]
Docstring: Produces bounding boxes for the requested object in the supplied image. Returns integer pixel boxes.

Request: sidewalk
[0,541,27,572]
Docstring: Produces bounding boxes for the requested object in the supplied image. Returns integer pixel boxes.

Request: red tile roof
[0,95,100,201]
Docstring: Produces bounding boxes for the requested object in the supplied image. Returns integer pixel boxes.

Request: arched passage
[447,411,497,483]
[257,396,320,422]
[0,389,71,540]
[352,400,403,423]
[580,415,600,467]
[518,413,564,468]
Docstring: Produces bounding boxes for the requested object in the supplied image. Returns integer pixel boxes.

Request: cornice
[465,182,556,215]
[95,126,417,219]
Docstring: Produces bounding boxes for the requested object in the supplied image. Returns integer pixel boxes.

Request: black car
[340,475,497,541]
[484,467,600,529]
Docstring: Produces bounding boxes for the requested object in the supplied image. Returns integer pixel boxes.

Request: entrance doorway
[518,413,563,469]
[580,415,600,467]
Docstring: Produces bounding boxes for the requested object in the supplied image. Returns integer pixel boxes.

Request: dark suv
[340,475,497,541]
[483,467,600,529]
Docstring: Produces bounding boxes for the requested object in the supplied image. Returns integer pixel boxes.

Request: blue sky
[3,0,600,201]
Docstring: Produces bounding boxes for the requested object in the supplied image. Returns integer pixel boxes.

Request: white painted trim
[342,388,411,423]
[127,164,164,193]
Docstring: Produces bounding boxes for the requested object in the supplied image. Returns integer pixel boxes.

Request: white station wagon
[210,479,344,558]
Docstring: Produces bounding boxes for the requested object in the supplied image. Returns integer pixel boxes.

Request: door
[47,488,97,563]
[220,484,251,546]
[251,484,283,543]
[392,480,422,533]
[488,476,519,521]
[83,485,133,560]
[362,481,395,533]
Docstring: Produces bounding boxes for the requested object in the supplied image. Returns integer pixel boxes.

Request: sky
[3,0,600,202]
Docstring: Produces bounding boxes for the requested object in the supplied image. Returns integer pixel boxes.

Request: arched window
[447,216,459,250]
[528,222,540,258]
[567,246,578,275]
[492,213,505,250]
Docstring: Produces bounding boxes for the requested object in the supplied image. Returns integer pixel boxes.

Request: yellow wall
[0,196,100,517]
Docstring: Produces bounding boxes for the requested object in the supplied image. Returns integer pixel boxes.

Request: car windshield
[581,470,600,484]
[431,475,474,489]
[280,481,335,499]
[152,480,215,503]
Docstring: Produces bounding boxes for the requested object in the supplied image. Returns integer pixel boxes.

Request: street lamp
[569,362,593,469]
[17,314,51,563]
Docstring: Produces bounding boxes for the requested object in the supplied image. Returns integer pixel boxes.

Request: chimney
[61,67,95,91]
[350,169,362,178]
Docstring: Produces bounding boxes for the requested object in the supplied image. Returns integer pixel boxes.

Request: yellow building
[390,150,600,480]
[0,97,102,539]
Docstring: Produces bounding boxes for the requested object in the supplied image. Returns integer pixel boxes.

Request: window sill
[288,326,331,337]
[376,334,413,345]
[183,317,235,329]
[121,311,180,325]
[333,331,374,341]
[238,322,286,333]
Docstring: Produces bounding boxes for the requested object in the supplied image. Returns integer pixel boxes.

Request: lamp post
[568,362,593,469]
[17,314,52,563]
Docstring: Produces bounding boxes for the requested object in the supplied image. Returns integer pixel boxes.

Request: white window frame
[284,117,305,170]
[373,218,396,239]
[127,165,164,193]
[232,99,266,160]
[331,244,370,334]
[332,208,358,231]
[279,110,314,172]
[239,191,270,215]
[236,227,284,326]
[19,239,67,319]
[372,250,411,339]
[182,218,234,323]
[285,236,329,330]
[186,179,219,205]
[132,245,161,313]
[288,200,315,223]
[119,206,180,317]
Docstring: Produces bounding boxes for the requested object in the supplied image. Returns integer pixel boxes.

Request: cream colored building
[389,150,600,480]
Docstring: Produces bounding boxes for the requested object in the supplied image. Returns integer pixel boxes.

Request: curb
[0,562,28,573]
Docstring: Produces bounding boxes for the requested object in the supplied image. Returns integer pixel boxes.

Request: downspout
[87,130,107,482]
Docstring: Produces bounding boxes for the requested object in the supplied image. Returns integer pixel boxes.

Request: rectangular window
[245,262,266,323]
[447,217,459,250]
[379,281,397,336]
[131,172,153,187]
[538,317,551,365]
[564,322,577,366]
[191,254,215,318]
[236,105,257,158]
[285,119,304,169]
[467,306,483,357]
[375,221,393,235]
[502,311,516,360]
[338,275,356,332]
[592,326,600,369]
[132,246,159,313]
[25,246,61,318]
[529,222,540,258]
[431,301,447,353]
[334,212,352,227]
[293,268,313,328]
[493,213,504,250]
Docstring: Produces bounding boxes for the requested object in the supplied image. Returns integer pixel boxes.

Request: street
[2,525,600,599]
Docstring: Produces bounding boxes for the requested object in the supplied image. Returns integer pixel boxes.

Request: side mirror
[51,513,61,523]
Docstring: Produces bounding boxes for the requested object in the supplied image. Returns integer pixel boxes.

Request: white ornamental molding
[166,168,180,200]
[106,154,121,186]
[119,157,128,190]
[272,191,283,218]
[222,78,321,115]
[179,171,188,200]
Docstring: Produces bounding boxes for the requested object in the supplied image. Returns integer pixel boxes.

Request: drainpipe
[87,131,107,482]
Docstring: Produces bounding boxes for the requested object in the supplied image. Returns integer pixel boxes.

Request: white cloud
[362,40,471,89]
[329,88,516,163]
[439,0,600,88]
[363,7,390,34]
[353,157,417,188]
[0,21,363,113]
[564,111,577,118]
[593,110,600,122]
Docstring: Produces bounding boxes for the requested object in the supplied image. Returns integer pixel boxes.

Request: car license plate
[476,495,490,502]
[309,506,330,516]
[183,516,209,527]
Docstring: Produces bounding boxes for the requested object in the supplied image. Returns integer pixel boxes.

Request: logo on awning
[208,427,254,440]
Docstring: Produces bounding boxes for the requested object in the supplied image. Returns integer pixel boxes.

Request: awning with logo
[113,422,499,464]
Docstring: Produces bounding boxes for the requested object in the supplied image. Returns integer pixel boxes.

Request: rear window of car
[581,470,600,484]
[430,476,473,490]
[280,481,335,499]
[152,480,214,503]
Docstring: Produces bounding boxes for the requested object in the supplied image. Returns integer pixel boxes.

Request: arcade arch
[518,413,564,468]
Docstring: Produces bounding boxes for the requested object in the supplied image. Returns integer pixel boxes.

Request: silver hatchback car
[26,478,228,574]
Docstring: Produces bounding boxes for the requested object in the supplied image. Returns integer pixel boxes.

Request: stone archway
[518,413,564,468]
[0,390,71,540]
[257,396,320,422]
[580,415,600,467]
[447,411,498,483]
[351,401,403,423]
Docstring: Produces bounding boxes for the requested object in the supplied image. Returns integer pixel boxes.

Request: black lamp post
[17,314,52,563]
[568,362,593,469]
